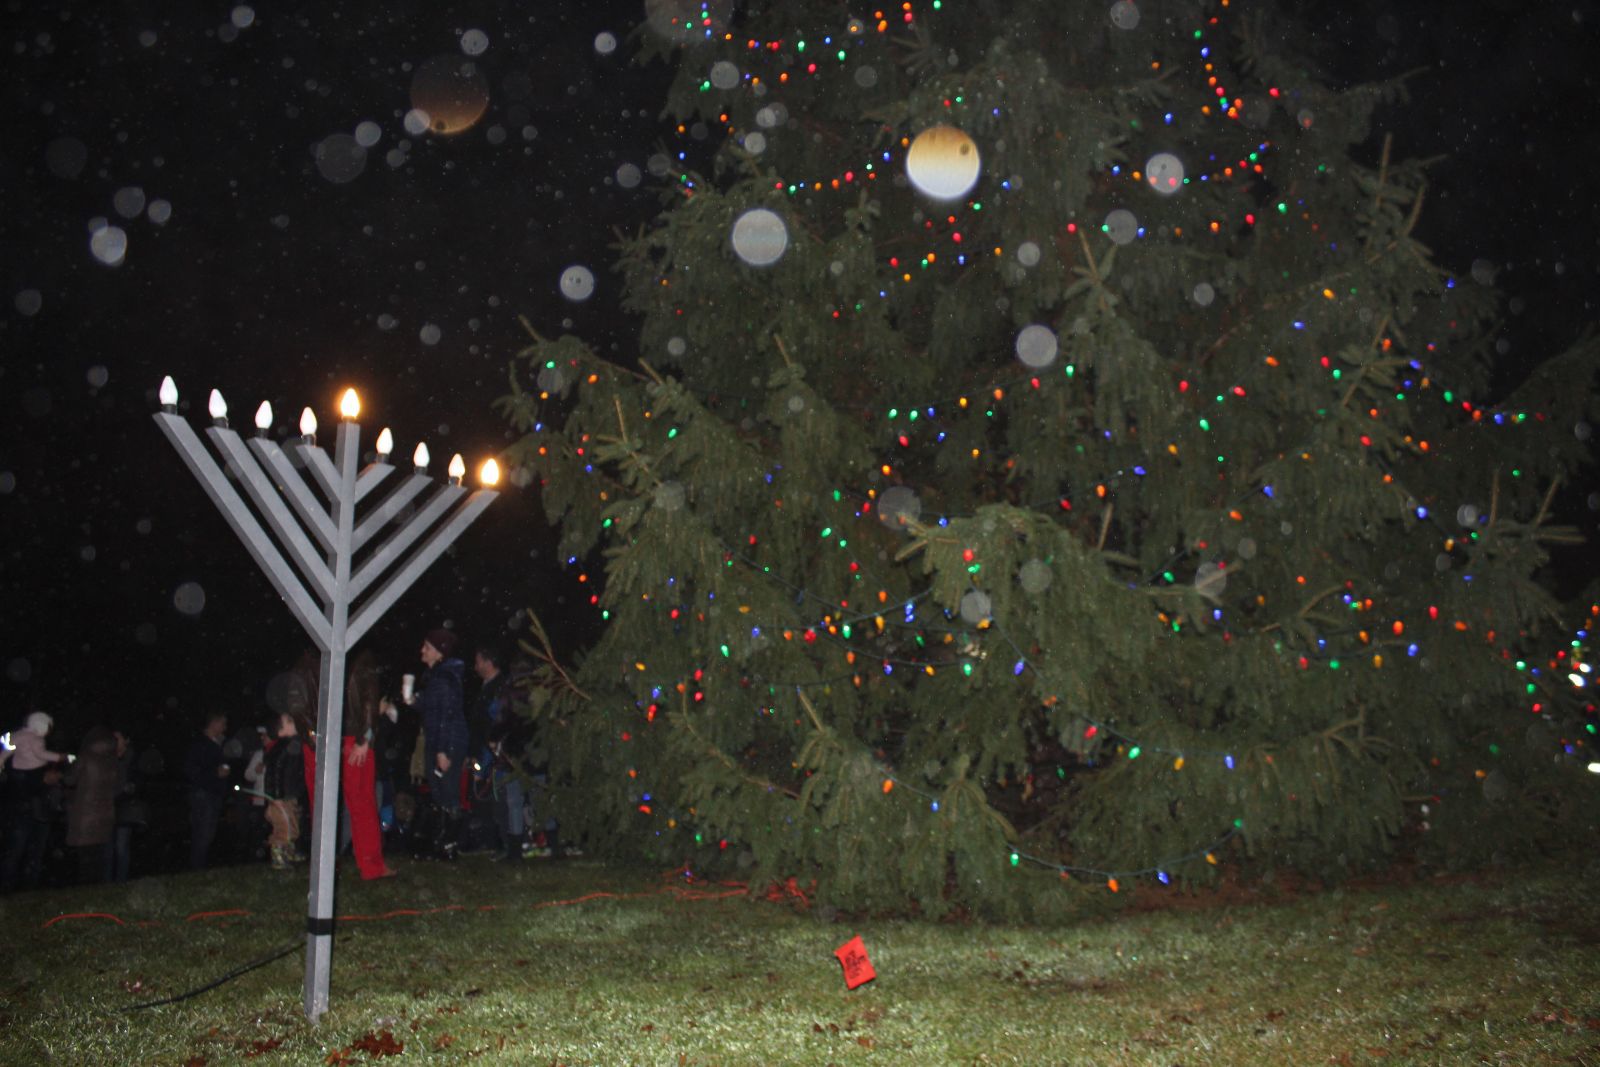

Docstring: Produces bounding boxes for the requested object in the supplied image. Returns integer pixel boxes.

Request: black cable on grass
[124,934,306,1011]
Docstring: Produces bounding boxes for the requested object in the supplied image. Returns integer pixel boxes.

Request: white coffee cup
[401,673,415,702]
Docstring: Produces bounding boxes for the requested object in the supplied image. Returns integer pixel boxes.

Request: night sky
[2,0,1597,752]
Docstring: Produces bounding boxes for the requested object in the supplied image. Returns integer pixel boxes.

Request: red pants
[303,738,388,880]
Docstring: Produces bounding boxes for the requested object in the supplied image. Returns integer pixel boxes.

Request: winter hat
[25,711,52,735]
[424,627,458,658]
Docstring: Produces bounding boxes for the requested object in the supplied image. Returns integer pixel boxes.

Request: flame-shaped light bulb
[208,389,228,422]
[413,443,430,470]
[480,458,500,486]
[159,376,178,407]
[375,427,393,457]
[254,401,273,432]
[339,388,360,420]
[299,407,318,437]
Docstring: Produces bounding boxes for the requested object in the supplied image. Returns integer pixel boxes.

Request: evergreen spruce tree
[499,0,1599,915]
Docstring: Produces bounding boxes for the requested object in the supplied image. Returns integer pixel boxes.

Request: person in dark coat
[407,627,468,859]
[65,725,119,884]
[184,712,231,870]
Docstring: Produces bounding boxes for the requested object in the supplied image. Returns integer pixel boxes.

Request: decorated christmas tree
[498,0,1599,915]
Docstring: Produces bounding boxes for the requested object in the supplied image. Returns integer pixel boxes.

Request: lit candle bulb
[375,427,393,459]
[480,458,500,487]
[339,388,360,421]
[254,401,273,435]
[159,376,178,410]
[413,443,430,471]
[208,389,228,426]
[299,406,318,444]
[448,454,466,485]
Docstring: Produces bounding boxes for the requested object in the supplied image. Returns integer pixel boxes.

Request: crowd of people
[0,625,562,894]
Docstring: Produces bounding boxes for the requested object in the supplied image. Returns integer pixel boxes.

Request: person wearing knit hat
[423,628,458,659]
[410,626,469,859]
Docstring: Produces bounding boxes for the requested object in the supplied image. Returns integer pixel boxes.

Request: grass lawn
[1,854,1597,1065]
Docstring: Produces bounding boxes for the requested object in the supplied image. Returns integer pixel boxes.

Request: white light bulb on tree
[255,401,274,433]
[208,389,228,425]
[159,376,178,409]
[339,388,360,420]
[413,442,430,470]
[375,427,393,458]
[448,453,466,485]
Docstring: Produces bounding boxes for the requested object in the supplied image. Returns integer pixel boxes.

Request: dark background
[2,0,1597,763]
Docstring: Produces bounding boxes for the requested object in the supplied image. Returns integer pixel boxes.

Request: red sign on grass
[833,935,877,989]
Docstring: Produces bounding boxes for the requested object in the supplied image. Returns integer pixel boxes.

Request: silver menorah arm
[153,412,332,647]
[344,488,497,646]
[354,461,394,503]
[350,471,432,552]
[208,427,335,602]
[248,437,338,550]
[345,481,463,602]
[292,439,342,499]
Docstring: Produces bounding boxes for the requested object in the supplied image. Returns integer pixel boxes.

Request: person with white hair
[2,711,70,893]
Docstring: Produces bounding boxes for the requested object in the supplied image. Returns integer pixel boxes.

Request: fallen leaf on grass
[351,1030,404,1057]
[243,1037,284,1058]
[431,1032,456,1052]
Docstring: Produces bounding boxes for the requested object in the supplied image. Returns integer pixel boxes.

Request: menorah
[153,378,498,1023]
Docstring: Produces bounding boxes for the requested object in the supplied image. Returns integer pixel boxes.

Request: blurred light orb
[594,31,618,56]
[1144,152,1184,195]
[174,581,207,616]
[1194,561,1227,599]
[853,65,878,89]
[559,265,596,301]
[113,186,147,219]
[709,60,740,90]
[1018,559,1053,594]
[1016,240,1041,267]
[5,657,31,683]
[1192,281,1216,306]
[1015,324,1059,368]
[742,131,766,155]
[536,365,566,393]
[616,162,642,188]
[654,481,686,511]
[354,120,382,147]
[0,472,15,494]
[147,199,173,225]
[410,55,490,135]
[419,323,442,345]
[959,589,992,624]
[1110,0,1141,30]
[1104,208,1138,245]
[89,224,128,267]
[906,125,981,201]
[15,289,43,316]
[314,133,367,183]
[45,136,88,180]
[666,336,687,356]
[460,28,489,56]
[730,208,788,266]
[877,486,922,529]
[87,365,109,388]
[230,5,255,29]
